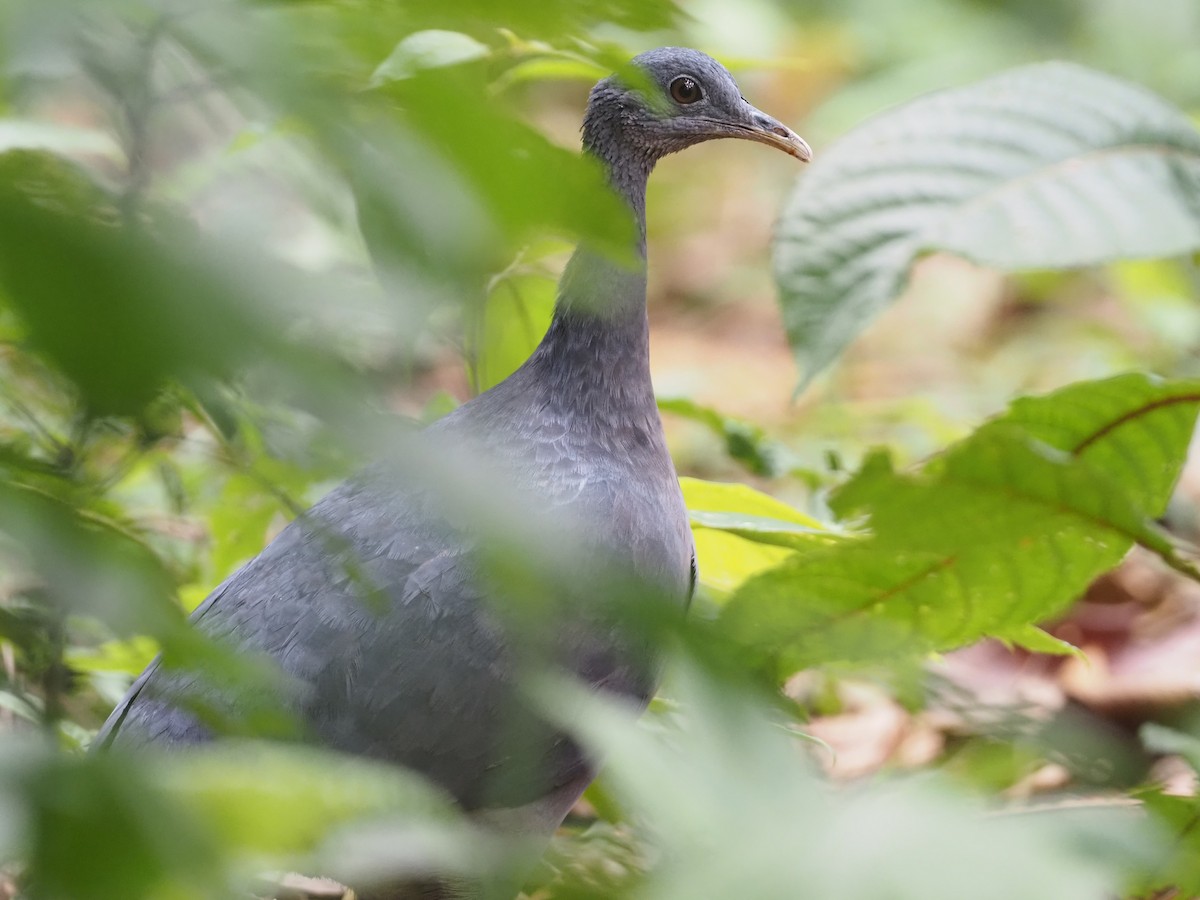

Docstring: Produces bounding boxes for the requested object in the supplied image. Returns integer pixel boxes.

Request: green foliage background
[0,0,1199,897]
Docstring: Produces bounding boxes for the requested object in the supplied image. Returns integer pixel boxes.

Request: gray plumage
[97,43,809,875]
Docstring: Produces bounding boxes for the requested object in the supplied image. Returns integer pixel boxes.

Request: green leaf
[973,372,1200,514]
[371,30,491,84]
[1002,624,1083,659]
[468,272,556,393]
[680,478,835,596]
[775,62,1200,384]
[151,742,455,856]
[722,376,1200,673]
[0,479,182,640]
[492,55,610,91]
[691,529,795,598]
[0,740,226,900]
[1136,730,1200,891]
[367,0,680,44]
[687,510,828,542]
[67,636,159,676]
[680,477,827,530]
[208,471,290,578]
[1141,794,1200,895]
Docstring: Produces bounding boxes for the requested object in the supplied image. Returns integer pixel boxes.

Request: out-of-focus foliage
[1,0,1200,898]
[546,663,1147,900]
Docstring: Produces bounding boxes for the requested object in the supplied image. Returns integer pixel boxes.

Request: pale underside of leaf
[775,62,1200,384]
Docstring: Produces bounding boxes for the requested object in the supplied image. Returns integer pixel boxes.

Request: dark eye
[669,75,702,105]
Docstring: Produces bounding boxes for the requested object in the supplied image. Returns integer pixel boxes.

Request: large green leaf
[681,477,828,532]
[973,373,1200,512]
[775,62,1200,384]
[721,375,1200,673]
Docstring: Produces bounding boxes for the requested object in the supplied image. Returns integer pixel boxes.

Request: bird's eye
[669,75,702,105]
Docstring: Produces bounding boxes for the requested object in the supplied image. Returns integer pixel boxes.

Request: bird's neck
[524,140,657,417]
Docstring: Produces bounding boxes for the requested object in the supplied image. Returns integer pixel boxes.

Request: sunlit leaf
[723,376,1200,673]
[680,477,826,529]
[67,636,160,676]
[680,477,834,596]
[691,528,795,598]
[492,55,610,91]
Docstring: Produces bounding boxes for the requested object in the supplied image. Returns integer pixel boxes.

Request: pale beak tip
[751,111,813,163]
[791,133,814,163]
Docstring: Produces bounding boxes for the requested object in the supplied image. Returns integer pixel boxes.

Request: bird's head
[583,47,812,168]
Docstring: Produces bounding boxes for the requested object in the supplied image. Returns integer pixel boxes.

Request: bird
[96,46,810,897]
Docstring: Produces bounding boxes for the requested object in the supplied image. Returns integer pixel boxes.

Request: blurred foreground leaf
[0,739,224,900]
[0,480,182,640]
[0,151,291,417]
[370,0,680,43]
[1136,724,1200,895]
[153,741,455,857]
[0,738,466,900]
[371,30,491,83]
[775,62,1200,385]
[373,64,635,260]
[546,662,1142,900]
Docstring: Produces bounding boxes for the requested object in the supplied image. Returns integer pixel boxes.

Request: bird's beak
[731,107,813,162]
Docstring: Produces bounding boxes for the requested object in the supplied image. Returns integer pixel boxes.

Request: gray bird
[97,46,810,897]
